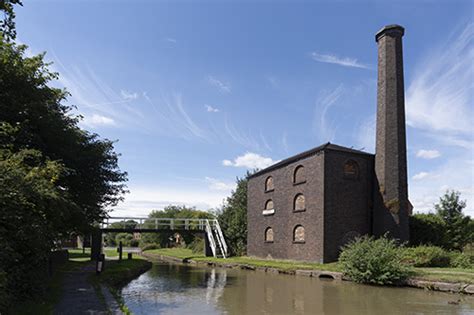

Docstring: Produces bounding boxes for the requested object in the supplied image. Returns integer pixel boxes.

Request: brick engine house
[247,25,411,263]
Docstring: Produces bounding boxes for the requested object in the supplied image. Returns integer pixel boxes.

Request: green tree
[217,173,250,256]
[140,205,213,248]
[0,0,22,41]
[435,190,472,251]
[409,213,446,247]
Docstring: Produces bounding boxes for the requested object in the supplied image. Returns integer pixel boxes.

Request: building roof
[248,142,373,178]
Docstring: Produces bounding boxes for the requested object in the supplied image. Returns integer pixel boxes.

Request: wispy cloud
[223,152,278,170]
[120,90,139,100]
[205,105,220,113]
[355,115,376,153]
[224,117,261,151]
[313,85,344,143]
[416,149,441,159]
[406,23,473,143]
[81,114,116,128]
[310,52,370,69]
[164,37,177,43]
[205,177,236,192]
[412,171,430,181]
[281,132,289,154]
[208,76,231,93]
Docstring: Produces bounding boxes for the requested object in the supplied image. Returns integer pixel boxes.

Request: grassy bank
[145,248,340,272]
[144,248,474,284]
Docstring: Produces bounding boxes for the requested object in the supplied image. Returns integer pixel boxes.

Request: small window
[265,176,274,191]
[343,160,359,179]
[265,199,274,210]
[265,227,274,242]
[293,225,305,243]
[294,194,305,212]
[293,165,305,184]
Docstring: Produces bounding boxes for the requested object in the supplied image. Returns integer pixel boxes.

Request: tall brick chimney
[373,25,409,242]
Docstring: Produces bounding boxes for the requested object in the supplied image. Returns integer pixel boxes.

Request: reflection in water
[122,262,474,315]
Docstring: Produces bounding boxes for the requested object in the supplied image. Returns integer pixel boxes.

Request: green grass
[68,248,91,262]
[413,267,474,284]
[145,248,341,272]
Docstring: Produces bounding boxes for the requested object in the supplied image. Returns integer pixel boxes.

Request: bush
[188,237,205,253]
[401,246,451,267]
[130,239,139,247]
[141,243,160,251]
[339,236,411,285]
[409,214,446,247]
[450,252,473,269]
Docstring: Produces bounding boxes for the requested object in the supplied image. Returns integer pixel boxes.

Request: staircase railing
[212,219,228,258]
[205,219,217,258]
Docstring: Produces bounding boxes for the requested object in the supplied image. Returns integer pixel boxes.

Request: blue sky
[16,0,473,217]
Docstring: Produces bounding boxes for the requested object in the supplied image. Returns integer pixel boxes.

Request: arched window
[265,176,274,191]
[293,225,305,243]
[265,227,274,242]
[343,160,359,179]
[265,199,274,210]
[293,165,305,184]
[294,194,305,212]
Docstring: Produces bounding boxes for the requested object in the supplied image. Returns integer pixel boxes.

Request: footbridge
[91,217,228,261]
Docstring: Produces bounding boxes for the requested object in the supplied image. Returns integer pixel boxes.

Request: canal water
[121,262,474,315]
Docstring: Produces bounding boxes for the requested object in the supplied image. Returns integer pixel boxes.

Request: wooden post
[118,241,123,261]
[128,252,132,260]
[91,229,102,261]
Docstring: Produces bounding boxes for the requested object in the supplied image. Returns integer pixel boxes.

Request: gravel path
[54,262,108,315]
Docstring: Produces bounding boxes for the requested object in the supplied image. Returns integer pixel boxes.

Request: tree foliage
[435,190,472,251]
[409,213,446,247]
[140,205,214,248]
[0,5,127,310]
[217,173,250,256]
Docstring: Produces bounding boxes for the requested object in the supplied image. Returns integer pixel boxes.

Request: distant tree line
[0,2,127,311]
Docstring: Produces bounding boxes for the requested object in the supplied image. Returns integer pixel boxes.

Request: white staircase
[205,219,228,258]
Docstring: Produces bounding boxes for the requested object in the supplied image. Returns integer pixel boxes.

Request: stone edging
[142,253,473,295]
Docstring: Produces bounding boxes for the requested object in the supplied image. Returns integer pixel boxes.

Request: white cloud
[120,90,139,100]
[313,85,344,143]
[310,52,370,69]
[406,23,473,139]
[205,177,236,191]
[81,114,116,128]
[208,76,231,93]
[412,172,430,181]
[110,185,228,217]
[410,158,474,216]
[164,37,177,43]
[223,152,278,170]
[416,149,441,159]
[205,105,220,113]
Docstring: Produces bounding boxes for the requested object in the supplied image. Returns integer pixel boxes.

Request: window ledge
[262,209,275,216]
[293,181,306,186]
[264,241,274,244]
[293,209,306,213]
[265,189,275,193]
[293,241,306,244]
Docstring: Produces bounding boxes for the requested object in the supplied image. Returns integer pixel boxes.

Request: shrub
[401,246,451,267]
[130,239,139,247]
[188,237,205,253]
[450,252,473,269]
[339,236,411,285]
[409,213,446,247]
[141,243,160,251]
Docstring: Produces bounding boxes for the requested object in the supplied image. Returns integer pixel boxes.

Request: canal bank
[142,249,474,295]
[121,257,474,315]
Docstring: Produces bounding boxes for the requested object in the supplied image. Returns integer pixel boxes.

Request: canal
[121,261,474,314]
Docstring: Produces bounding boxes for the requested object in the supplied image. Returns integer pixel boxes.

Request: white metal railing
[205,220,217,257]
[100,217,229,259]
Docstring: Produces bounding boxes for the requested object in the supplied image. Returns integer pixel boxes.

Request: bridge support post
[204,234,213,257]
[91,229,102,261]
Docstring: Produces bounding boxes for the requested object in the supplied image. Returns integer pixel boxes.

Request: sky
[15,0,474,217]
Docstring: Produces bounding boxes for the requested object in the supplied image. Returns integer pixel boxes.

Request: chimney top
[375,24,404,42]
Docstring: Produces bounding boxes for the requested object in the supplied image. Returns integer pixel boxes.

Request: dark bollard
[128,252,132,260]
[118,241,123,261]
